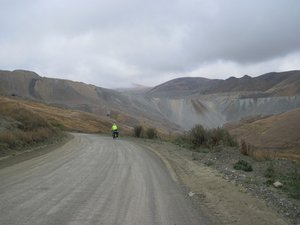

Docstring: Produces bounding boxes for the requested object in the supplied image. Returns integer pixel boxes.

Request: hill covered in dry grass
[0,96,124,156]
[226,108,300,162]
[0,97,57,155]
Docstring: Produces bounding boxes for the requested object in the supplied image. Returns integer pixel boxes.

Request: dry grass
[0,98,58,150]
[247,149,300,162]
[0,96,114,134]
[0,128,56,148]
[0,96,131,152]
[229,108,300,162]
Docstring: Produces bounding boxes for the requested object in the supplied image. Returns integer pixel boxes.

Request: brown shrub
[189,124,207,148]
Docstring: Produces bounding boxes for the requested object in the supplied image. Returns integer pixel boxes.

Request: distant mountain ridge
[0,70,182,131]
[148,70,300,97]
[1,69,299,99]
[0,69,300,131]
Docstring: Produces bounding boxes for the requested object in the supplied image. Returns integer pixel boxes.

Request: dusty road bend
[0,133,213,225]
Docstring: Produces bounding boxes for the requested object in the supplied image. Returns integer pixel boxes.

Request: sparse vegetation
[173,133,191,148]
[133,125,159,139]
[207,127,237,148]
[190,125,237,149]
[233,160,253,172]
[282,170,300,199]
[173,124,237,151]
[264,161,300,199]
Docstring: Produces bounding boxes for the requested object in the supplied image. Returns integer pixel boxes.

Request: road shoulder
[137,140,291,225]
[0,132,73,169]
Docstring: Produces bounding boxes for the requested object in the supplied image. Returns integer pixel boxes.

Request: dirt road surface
[0,133,212,225]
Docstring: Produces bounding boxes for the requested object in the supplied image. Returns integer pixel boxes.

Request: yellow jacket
[112,124,118,131]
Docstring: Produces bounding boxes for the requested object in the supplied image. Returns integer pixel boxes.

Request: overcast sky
[1,0,300,88]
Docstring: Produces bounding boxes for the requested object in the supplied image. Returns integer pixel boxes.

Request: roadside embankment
[137,139,298,225]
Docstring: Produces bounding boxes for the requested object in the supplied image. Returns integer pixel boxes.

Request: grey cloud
[0,0,300,88]
[172,0,300,66]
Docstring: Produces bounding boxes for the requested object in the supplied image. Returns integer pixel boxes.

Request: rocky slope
[151,93,300,129]
[145,71,300,129]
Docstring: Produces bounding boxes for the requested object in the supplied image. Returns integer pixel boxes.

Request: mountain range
[149,71,300,97]
[0,69,300,132]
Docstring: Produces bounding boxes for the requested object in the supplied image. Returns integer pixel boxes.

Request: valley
[0,69,300,224]
[1,69,299,159]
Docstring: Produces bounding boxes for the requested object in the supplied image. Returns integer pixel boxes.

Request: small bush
[187,125,236,149]
[221,129,237,147]
[189,124,207,148]
[207,128,237,148]
[146,127,158,139]
[206,129,220,148]
[233,160,253,172]
[133,125,143,138]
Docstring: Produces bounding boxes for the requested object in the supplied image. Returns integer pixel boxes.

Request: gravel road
[0,133,212,225]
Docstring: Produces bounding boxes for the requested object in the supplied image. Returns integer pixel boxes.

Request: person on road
[111,123,119,138]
